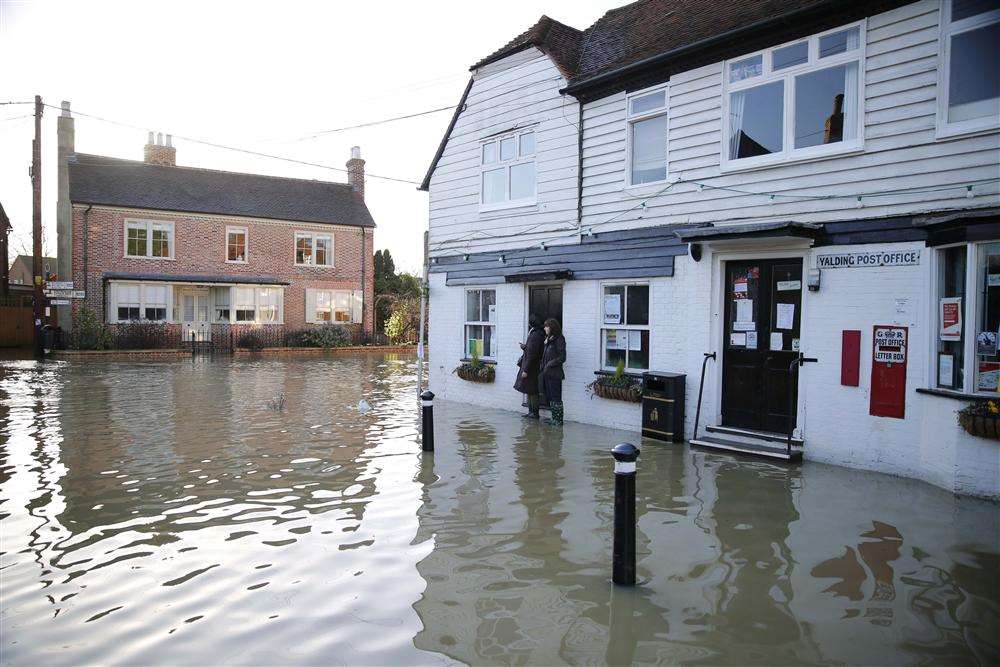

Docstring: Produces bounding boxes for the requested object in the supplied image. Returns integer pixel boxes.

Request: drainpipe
[360,227,367,338]
[82,204,92,317]
[576,99,584,240]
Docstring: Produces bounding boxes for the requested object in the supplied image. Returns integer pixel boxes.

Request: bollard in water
[191,330,196,358]
[421,390,435,453]
[611,442,640,586]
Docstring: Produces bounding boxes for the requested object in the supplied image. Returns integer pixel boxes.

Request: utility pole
[32,94,44,358]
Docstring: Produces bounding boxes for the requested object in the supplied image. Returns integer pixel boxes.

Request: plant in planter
[957,399,1000,439]
[587,360,642,403]
[453,351,495,383]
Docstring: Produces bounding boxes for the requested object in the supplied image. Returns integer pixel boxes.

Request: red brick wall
[71,205,374,333]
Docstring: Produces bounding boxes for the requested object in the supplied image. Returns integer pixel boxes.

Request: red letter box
[870,325,907,419]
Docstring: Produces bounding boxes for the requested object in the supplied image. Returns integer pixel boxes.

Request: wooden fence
[0,296,34,348]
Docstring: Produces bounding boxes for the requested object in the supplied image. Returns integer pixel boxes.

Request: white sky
[0,0,613,274]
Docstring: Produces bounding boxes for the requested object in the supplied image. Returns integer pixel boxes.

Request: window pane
[976,243,1000,391]
[604,329,627,368]
[631,115,667,184]
[794,62,858,148]
[145,307,166,321]
[482,142,497,165]
[482,168,506,204]
[772,42,808,70]
[466,290,481,322]
[466,324,484,357]
[127,226,147,256]
[603,285,625,324]
[729,81,784,159]
[482,324,494,358]
[730,55,763,82]
[151,227,170,257]
[627,330,650,370]
[629,90,665,115]
[952,0,999,21]
[626,285,649,326]
[938,246,966,389]
[510,162,535,200]
[948,22,1000,123]
[500,137,516,161]
[296,236,312,264]
[228,230,246,261]
[481,289,496,322]
[519,132,535,156]
[315,236,332,266]
[819,27,860,57]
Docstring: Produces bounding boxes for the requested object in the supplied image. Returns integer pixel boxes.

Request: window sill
[479,200,537,215]
[124,255,175,261]
[916,387,995,401]
[594,369,645,378]
[935,120,1000,141]
[226,259,248,265]
[461,358,496,365]
[719,142,864,175]
[624,178,671,192]
[294,263,335,269]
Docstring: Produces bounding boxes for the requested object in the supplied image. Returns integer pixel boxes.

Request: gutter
[82,204,92,312]
[561,0,851,96]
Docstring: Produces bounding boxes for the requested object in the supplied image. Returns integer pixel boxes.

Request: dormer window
[722,22,865,170]
[480,129,536,210]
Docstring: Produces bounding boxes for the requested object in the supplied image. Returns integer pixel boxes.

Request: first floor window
[627,88,668,185]
[464,289,496,359]
[115,284,141,321]
[480,130,536,207]
[125,220,174,259]
[601,283,650,370]
[111,283,170,323]
[939,0,1000,135]
[295,233,334,266]
[213,287,231,322]
[258,288,280,323]
[235,287,256,322]
[227,227,247,262]
[307,289,360,324]
[144,285,168,321]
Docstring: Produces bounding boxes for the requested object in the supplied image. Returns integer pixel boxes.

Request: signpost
[43,289,85,299]
[46,281,74,290]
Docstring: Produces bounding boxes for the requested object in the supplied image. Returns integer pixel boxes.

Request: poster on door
[939,297,962,341]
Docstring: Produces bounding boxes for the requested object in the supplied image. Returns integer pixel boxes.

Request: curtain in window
[728,91,747,160]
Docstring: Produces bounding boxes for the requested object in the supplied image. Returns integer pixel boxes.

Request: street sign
[50,299,71,305]
[46,281,74,290]
[43,289,85,299]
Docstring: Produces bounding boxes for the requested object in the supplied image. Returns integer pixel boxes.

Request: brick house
[8,254,57,286]
[55,102,375,342]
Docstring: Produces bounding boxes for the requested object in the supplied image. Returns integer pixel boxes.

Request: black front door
[527,285,563,408]
[721,259,803,433]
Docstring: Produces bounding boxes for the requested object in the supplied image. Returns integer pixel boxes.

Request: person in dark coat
[540,318,567,426]
[515,314,545,419]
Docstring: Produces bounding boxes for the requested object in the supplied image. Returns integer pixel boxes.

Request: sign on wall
[871,325,908,419]
[816,250,920,269]
[939,297,962,341]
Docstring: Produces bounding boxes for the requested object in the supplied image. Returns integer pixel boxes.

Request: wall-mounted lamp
[689,243,702,262]
[807,268,821,292]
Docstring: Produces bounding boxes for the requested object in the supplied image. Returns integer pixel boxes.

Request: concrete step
[690,435,803,462]
[705,424,804,448]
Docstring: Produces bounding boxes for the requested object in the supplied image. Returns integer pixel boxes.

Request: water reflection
[2,356,998,665]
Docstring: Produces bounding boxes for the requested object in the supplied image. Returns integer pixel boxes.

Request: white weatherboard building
[420,0,1000,500]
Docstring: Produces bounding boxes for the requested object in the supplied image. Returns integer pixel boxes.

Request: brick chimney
[346,146,365,200]
[144,131,176,166]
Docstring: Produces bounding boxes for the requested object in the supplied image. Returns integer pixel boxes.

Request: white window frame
[720,20,867,173]
[479,128,537,212]
[599,281,651,372]
[234,285,285,324]
[226,226,248,263]
[294,232,334,267]
[306,288,361,324]
[463,288,497,361]
[936,0,1000,139]
[625,84,669,188]
[124,219,174,260]
[109,281,173,324]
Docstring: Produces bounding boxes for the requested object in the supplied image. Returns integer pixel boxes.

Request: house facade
[8,254,56,286]
[56,104,375,341]
[421,0,1000,499]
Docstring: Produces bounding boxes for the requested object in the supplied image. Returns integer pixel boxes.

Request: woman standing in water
[515,314,545,419]
[540,318,567,426]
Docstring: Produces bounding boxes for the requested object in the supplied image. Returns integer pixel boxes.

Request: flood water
[1,354,997,666]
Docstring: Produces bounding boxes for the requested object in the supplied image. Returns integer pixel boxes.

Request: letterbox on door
[870,325,907,419]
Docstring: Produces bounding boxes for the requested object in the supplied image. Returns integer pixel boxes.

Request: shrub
[238,330,266,351]
[301,323,350,348]
[116,322,173,349]
[385,296,420,344]
[71,307,112,350]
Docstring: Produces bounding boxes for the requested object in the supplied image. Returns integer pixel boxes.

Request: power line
[295,105,457,141]
[0,101,33,106]
[43,103,423,186]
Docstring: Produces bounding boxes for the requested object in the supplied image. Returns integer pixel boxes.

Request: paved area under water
[0,354,997,665]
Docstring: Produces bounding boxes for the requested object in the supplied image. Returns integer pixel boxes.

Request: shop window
[464,289,496,359]
[936,246,966,389]
[975,242,1000,391]
[601,284,650,371]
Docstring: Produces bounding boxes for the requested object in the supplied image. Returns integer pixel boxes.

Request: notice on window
[988,274,1000,287]
[776,303,795,330]
[608,329,628,350]
[730,332,746,347]
[736,299,754,325]
[977,330,997,356]
[978,362,1000,392]
[939,297,962,341]
[733,278,748,294]
[604,295,621,324]
[938,353,954,388]
[628,330,642,351]
[746,331,758,349]
[770,332,784,351]
[469,338,483,357]
[488,304,496,322]
[777,280,801,291]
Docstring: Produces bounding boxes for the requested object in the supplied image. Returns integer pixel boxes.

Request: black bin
[642,371,685,443]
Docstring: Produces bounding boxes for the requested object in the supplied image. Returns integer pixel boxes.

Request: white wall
[580,1,1000,237]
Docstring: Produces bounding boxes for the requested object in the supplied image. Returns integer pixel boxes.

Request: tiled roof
[471,15,583,78]
[69,153,375,228]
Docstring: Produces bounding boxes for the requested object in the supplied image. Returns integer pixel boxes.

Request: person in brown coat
[514,314,545,419]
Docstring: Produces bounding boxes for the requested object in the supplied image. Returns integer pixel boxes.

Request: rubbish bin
[642,371,685,443]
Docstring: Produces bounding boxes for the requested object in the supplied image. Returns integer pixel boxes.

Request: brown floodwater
[1,354,997,665]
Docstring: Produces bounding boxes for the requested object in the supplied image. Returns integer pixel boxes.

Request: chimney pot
[346,146,365,200]
[166,134,172,148]
[60,100,71,117]
[147,131,154,144]
[157,132,163,146]
[144,131,177,166]
[351,146,361,159]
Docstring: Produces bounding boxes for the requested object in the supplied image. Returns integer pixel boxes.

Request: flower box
[587,378,641,403]
[454,362,495,383]
[957,400,1000,440]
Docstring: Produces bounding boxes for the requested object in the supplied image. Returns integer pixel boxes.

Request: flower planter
[454,364,495,383]
[588,380,641,403]
[958,412,1000,440]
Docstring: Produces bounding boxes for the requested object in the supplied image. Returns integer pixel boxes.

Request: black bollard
[191,330,196,358]
[421,390,435,452]
[611,442,640,586]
